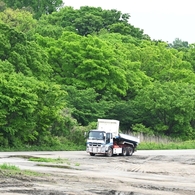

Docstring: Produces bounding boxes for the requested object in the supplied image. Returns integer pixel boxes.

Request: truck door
[106,133,113,144]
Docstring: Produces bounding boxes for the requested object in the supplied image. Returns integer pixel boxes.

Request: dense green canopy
[0,4,194,148]
[1,0,64,18]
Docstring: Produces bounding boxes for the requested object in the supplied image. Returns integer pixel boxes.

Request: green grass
[137,140,195,150]
[29,157,69,164]
[28,156,68,163]
[0,163,45,176]
[0,163,20,171]
[22,169,47,176]
[28,156,79,166]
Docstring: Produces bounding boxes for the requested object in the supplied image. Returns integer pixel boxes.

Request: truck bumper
[87,146,106,154]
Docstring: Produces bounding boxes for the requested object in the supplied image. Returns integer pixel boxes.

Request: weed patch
[137,140,195,150]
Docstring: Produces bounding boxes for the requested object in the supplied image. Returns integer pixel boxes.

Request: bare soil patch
[0,150,195,195]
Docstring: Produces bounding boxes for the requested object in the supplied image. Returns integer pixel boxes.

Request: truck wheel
[127,146,134,156]
[122,148,127,156]
[106,147,113,157]
[90,153,95,156]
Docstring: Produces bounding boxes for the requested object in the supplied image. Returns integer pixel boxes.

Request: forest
[0,0,195,150]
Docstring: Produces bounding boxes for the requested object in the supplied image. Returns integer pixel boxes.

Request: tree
[0,23,66,147]
[38,6,145,38]
[2,0,64,19]
[108,22,144,38]
[105,100,135,131]
[0,0,6,11]
[124,40,192,82]
[0,70,38,147]
[0,23,52,80]
[169,38,189,50]
[36,31,128,97]
[74,13,103,36]
[65,86,108,126]
[97,32,152,98]
[0,69,66,147]
[183,44,195,72]
[0,8,37,33]
[133,81,195,140]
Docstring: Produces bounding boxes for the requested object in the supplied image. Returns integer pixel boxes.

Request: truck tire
[106,147,113,157]
[126,146,134,156]
[90,153,95,156]
[122,148,127,156]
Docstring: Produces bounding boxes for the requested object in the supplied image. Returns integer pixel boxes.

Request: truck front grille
[88,142,102,147]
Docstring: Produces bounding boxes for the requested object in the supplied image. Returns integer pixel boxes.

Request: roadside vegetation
[135,133,195,150]
[138,140,195,150]
[0,0,194,151]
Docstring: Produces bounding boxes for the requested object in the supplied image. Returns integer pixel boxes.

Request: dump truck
[86,119,140,157]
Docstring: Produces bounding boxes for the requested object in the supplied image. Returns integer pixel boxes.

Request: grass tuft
[0,163,20,171]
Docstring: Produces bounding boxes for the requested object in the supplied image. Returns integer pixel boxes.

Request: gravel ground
[0,150,195,195]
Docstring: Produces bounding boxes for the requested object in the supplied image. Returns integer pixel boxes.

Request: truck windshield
[88,131,104,140]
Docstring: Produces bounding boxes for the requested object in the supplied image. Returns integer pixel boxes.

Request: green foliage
[0,8,37,33]
[65,86,107,125]
[36,31,128,97]
[32,23,65,39]
[104,100,134,131]
[97,32,152,98]
[39,6,78,31]
[132,124,154,135]
[133,81,195,140]
[109,22,144,38]
[123,40,192,82]
[0,73,38,146]
[50,108,88,147]
[0,71,66,147]
[0,23,66,147]
[169,38,189,50]
[184,44,195,71]
[50,108,78,137]
[2,0,64,19]
[39,6,144,38]
[0,23,53,80]
[0,1,6,11]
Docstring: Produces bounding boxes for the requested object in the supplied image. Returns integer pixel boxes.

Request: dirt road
[0,150,195,195]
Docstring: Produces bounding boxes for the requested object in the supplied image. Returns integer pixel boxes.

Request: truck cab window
[88,131,104,140]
